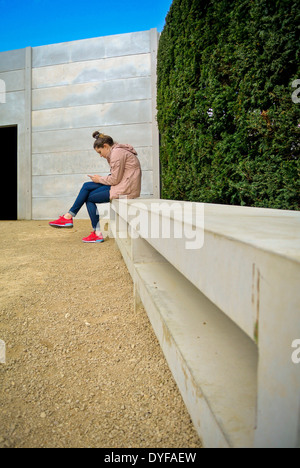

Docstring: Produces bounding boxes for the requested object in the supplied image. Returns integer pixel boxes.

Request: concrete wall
[0,29,159,220]
[0,48,32,219]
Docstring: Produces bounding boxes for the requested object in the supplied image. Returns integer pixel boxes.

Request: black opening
[0,126,18,220]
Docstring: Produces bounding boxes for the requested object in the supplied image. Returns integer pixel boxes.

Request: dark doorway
[0,126,18,220]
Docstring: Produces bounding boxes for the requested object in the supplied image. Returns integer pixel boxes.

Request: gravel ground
[0,220,202,448]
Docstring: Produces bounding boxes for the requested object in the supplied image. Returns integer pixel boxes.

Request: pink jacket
[98,143,142,200]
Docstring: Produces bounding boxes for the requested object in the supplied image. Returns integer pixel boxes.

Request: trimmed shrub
[157,0,300,209]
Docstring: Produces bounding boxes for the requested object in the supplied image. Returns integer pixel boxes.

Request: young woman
[49,132,142,243]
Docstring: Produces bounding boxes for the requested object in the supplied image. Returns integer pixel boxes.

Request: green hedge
[157,0,300,209]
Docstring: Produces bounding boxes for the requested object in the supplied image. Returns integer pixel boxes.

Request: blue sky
[0,0,173,52]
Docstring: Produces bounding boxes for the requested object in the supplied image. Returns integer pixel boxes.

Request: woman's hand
[87,175,101,183]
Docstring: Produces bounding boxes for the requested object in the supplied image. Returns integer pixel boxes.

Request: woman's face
[95,143,111,159]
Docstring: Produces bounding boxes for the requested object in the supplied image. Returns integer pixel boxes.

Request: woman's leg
[85,185,111,232]
[49,182,110,230]
[68,182,104,218]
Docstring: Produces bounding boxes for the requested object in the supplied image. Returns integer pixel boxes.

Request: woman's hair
[93,131,114,149]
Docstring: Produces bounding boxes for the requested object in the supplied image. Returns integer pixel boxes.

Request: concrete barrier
[109,198,300,448]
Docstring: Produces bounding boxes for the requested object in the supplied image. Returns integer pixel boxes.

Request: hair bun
[92,131,107,140]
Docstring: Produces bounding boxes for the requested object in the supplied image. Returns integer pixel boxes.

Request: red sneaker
[49,216,73,228]
[82,231,104,243]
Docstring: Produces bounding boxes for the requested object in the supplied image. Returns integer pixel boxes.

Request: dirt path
[0,220,201,448]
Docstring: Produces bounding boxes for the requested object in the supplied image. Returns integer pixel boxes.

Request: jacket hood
[113,143,137,156]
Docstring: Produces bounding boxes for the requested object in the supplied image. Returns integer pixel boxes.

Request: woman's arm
[97,151,126,186]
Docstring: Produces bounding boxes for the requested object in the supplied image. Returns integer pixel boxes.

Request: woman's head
[93,131,114,159]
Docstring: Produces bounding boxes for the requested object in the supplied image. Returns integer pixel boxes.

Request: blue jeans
[69,182,111,230]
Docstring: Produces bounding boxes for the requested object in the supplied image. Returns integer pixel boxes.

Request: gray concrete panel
[32,54,151,89]
[32,100,152,132]
[0,48,25,72]
[32,146,153,176]
[32,196,111,220]
[141,170,153,195]
[33,174,91,198]
[32,150,108,175]
[32,31,150,68]
[0,70,25,92]
[32,124,152,154]
[32,196,89,219]
[103,31,150,58]
[32,77,151,110]
[32,39,103,68]
[0,91,25,125]
[33,170,153,199]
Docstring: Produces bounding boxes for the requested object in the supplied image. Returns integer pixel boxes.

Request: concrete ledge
[135,260,257,448]
[110,199,300,448]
